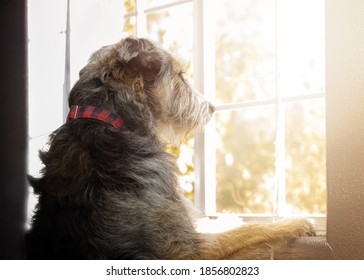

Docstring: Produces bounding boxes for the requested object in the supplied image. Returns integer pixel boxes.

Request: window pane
[166,139,195,201]
[122,16,136,35]
[215,107,276,214]
[122,0,136,35]
[146,2,195,200]
[285,99,326,214]
[214,0,276,104]
[277,0,325,96]
[146,3,193,76]
[123,0,136,13]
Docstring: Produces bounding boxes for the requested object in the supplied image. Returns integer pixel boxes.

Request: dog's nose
[209,103,215,114]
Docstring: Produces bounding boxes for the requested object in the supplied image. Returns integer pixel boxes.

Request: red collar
[67,105,123,129]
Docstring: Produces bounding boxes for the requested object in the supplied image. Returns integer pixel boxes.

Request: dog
[26,37,315,259]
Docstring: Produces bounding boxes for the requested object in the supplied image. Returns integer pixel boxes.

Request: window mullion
[144,0,192,14]
[193,0,207,213]
[193,0,217,215]
[273,0,287,219]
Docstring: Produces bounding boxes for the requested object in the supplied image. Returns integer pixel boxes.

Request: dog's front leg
[198,219,315,259]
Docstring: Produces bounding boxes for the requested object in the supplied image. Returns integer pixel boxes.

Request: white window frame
[128,0,327,234]
[193,0,326,234]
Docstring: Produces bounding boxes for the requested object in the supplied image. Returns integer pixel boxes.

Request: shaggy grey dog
[26,37,314,259]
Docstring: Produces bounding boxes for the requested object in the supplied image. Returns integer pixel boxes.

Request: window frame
[193,0,326,226]
[128,0,327,234]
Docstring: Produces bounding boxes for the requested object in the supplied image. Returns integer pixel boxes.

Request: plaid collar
[67,105,123,129]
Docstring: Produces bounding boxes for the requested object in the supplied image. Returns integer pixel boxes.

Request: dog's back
[26,120,200,259]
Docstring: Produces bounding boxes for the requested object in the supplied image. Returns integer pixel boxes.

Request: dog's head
[68,37,214,143]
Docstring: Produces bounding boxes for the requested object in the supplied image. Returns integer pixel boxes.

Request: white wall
[326,0,364,259]
[27,0,125,224]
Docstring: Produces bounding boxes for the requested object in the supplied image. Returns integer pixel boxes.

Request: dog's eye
[179,72,186,83]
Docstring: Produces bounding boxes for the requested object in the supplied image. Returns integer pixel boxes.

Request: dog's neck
[67,105,123,129]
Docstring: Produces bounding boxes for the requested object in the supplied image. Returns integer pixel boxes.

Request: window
[123,0,326,233]
[28,0,326,234]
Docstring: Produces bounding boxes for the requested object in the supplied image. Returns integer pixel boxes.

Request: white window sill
[227,236,334,260]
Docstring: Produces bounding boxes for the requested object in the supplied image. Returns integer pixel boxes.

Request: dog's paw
[292,219,316,237]
[275,218,316,238]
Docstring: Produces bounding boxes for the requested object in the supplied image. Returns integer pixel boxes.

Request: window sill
[227,236,335,260]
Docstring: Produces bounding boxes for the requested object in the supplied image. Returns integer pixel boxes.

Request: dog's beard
[157,92,214,146]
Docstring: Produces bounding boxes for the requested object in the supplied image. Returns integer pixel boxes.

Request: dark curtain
[0,0,27,259]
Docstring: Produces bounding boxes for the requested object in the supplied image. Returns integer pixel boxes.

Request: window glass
[123,0,326,218]
[277,0,325,97]
[215,107,276,214]
[146,2,195,199]
[146,2,193,76]
[122,0,136,35]
[214,0,276,104]
[124,0,136,13]
[285,99,326,214]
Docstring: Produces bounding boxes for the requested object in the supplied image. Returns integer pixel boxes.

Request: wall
[27,0,124,226]
[326,0,364,259]
[27,0,68,225]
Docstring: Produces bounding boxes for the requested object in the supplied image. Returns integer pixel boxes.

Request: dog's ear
[126,51,163,81]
